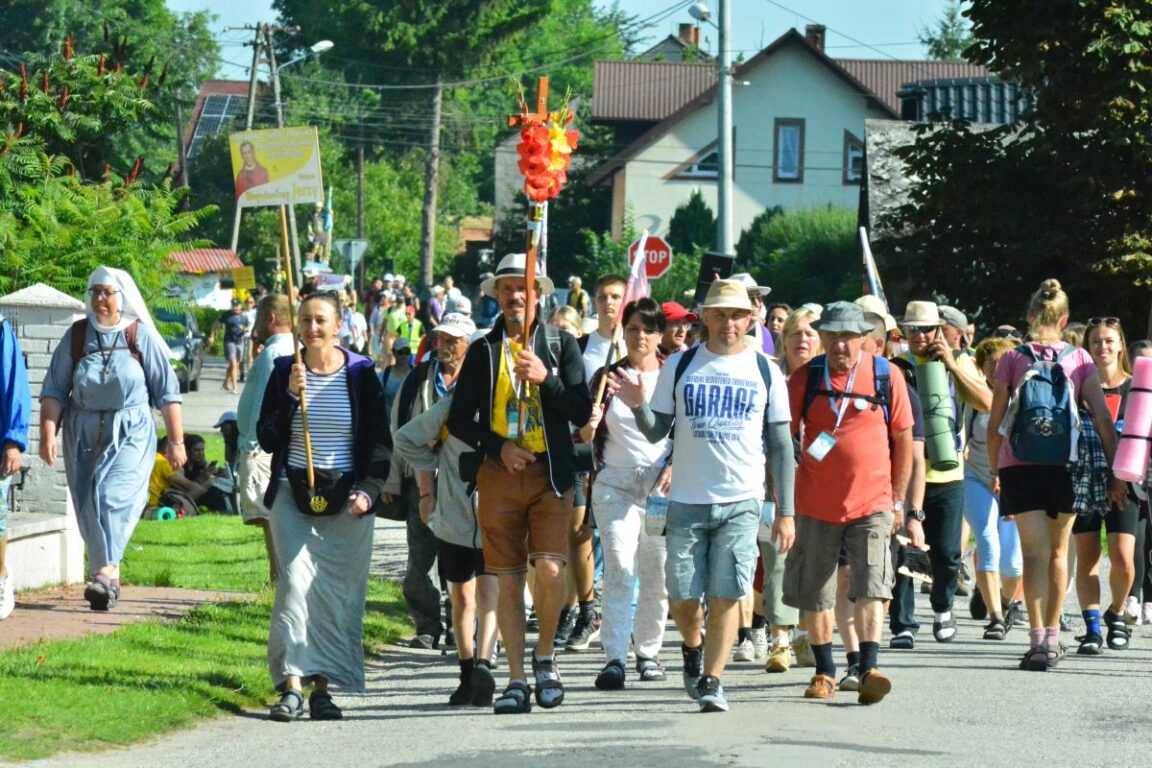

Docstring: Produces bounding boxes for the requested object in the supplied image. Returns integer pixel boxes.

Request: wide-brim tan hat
[699,278,754,310]
[480,253,555,298]
[901,300,944,327]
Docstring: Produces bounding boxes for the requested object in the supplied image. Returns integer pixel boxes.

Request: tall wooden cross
[507,76,550,129]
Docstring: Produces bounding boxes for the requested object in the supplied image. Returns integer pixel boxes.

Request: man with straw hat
[784,300,915,704]
[612,277,795,713]
[447,253,592,715]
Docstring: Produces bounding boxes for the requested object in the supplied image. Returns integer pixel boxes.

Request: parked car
[155,307,204,393]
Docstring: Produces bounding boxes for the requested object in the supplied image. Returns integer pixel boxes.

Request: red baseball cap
[662,301,697,323]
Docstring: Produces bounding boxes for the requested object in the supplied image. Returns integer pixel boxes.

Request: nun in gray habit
[40,266,185,610]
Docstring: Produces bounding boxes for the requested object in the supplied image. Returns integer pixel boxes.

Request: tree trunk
[419,74,443,289]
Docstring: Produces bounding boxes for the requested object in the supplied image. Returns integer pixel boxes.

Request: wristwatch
[893,500,905,514]
[907,508,926,522]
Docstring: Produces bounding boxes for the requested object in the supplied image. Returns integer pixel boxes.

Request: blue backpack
[1007,344,1077,465]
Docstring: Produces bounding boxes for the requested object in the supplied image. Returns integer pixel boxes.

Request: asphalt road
[178,357,242,434]
[18,513,1152,768]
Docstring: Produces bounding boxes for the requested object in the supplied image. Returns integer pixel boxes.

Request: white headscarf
[86,266,173,359]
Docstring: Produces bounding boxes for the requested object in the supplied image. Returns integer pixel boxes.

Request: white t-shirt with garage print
[650,344,789,505]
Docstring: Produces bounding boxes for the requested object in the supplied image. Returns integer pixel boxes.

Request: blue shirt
[237,332,297,453]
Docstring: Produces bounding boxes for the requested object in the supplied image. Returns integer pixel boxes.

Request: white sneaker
[1143,602,1152,626]
[733,637,756,662]
[1125,595,1141,624]
[751,627,768,662]
[0,572,13,620]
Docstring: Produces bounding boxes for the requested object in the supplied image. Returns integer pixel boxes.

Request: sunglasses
[1088,316,1120,327]
[904,325,938,334]
[992,328,1022,339]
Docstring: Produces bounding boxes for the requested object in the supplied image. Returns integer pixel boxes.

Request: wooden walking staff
[278,205,324,512]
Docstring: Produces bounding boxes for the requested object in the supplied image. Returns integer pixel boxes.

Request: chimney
[805,24,826,52]
[679,23,700,49]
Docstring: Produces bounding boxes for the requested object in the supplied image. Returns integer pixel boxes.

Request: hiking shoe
[969,587,987,620]
[636,656,667,681]
[83,576,118,612]
[595,659,626,690]
[696,675,728,713]
[471,660,496,707]
[308,690,343,720]
[1125,595,1141,624]
[1104,608,1132,650]
[751,627,768,662]
[554,606,577,647]
[0,571,13,620]
[1004,601,1025,633]
[408,633,439,650]
[838,664,861,692]
[1059,612,1074,632]
[682,643,704,700]
[803,674,836,700]
[791,634,816,667]
[889,631,915,650]
[733,637,756,662]
[565,611,601,652]
[1143,602,1152,626]
[932,616,957,642]
[1077,632,1103,655]
[983,618,1007,641]
[269,689,305,722]
[857,669,892,705]
[765,643,792,673]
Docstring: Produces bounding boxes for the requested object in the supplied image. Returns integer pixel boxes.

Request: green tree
[740,207,858,307]
[667,189,716,257]
[881,0,1152,331]
[918,0,974,61]
[735,206,783,267]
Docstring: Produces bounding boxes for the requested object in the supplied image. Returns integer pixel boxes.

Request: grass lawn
[0,516,409,762]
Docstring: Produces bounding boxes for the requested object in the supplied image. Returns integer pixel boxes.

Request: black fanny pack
[286,466,356,516]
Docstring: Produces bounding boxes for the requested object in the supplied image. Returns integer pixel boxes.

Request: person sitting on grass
[146,435,223,517]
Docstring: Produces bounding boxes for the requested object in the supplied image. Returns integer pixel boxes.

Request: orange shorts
[477,457,572,574]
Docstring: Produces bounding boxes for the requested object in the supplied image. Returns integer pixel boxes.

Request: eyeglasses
[88,288,120,299]
[1088,317,1120,327]
[904,325,937,334]
[992,328,1022,339]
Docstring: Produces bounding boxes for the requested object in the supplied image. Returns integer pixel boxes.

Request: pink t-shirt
[993,341,1096,468]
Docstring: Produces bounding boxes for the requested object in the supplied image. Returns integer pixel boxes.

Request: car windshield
[154,309,188,347]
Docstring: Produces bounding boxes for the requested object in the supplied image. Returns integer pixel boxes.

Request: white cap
[435,312,477,338]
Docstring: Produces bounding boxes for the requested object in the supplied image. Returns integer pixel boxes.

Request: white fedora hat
[480,253,555,298]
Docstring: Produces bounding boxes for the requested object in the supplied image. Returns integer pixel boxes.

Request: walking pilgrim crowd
[4,258,1152,719]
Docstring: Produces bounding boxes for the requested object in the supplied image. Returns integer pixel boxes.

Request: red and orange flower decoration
[515,103,579,204]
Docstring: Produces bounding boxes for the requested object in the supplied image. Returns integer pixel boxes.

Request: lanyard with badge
[806,353,861,462]
[503,337,529,442]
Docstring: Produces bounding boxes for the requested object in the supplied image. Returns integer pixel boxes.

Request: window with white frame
[774,118,804,183]
[843,131,864,184]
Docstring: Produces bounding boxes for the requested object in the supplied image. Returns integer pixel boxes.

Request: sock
[578,599,595,618]
[934,610,952,623]
[812,642,836,679]
[458,657,475,680]
[858,641,879,674]
[1028,627,1044,649]
[1044,626,1061,650]
[738,627,752,643]
[846,650,861,669]
[1083,608,1101,637]
[751,614,766,630]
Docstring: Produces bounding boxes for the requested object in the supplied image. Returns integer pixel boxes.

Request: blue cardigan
[0,314,30,452]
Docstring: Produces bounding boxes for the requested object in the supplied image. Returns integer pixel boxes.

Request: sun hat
[661,301,698,323]
[213,410,238,428]
[480,253,556,298]
[901,300,945,327]
[392,336,411,352]
[855,295,896,333]
[812,301,874,334]
[698,279,754,311]
[938,305,968,330]
[729,272,772,296]
[434,312,477,338]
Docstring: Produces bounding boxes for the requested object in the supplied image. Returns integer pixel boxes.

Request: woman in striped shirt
[258,292,391,722]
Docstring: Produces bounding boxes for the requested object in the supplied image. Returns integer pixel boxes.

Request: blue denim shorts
[665,498,759,601]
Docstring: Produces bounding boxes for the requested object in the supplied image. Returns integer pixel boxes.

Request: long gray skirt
[268,479,374,691]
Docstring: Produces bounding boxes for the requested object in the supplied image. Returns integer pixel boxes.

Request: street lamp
[688,1,733,258]
[273,39,335,126]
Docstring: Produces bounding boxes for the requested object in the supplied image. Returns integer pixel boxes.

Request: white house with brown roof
[587,26,988,241]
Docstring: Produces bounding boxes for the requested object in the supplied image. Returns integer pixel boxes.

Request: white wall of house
[182,274,235,310]
[617,42,890,240]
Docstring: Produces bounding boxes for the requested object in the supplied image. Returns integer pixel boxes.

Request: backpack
[70,318,142,367]
[801,354,892,426]
[1005,344,1078,465]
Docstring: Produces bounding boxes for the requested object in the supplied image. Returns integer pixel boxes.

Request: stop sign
[628,235,674,280]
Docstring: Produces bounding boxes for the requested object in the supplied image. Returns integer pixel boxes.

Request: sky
[166,0,957,80]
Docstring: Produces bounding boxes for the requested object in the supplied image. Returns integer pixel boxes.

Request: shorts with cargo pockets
[783,511,895,613]
[665,498,759,602]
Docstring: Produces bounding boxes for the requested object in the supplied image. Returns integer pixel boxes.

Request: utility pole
[418,74,443,289]
[229,22,263,253]
[265,25,304,286]
[716,0,734,257]
[174,92,189,188]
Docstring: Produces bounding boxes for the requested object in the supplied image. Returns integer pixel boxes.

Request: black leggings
[1130,500,1152,602]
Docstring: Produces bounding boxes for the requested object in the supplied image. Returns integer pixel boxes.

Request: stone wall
[0,283,86,589]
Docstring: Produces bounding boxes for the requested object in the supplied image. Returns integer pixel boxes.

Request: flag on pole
[859,226,888,307]
[622,229,651,309]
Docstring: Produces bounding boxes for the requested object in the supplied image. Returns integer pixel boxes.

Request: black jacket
[258,347,391,509]
[447,316,591,495]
